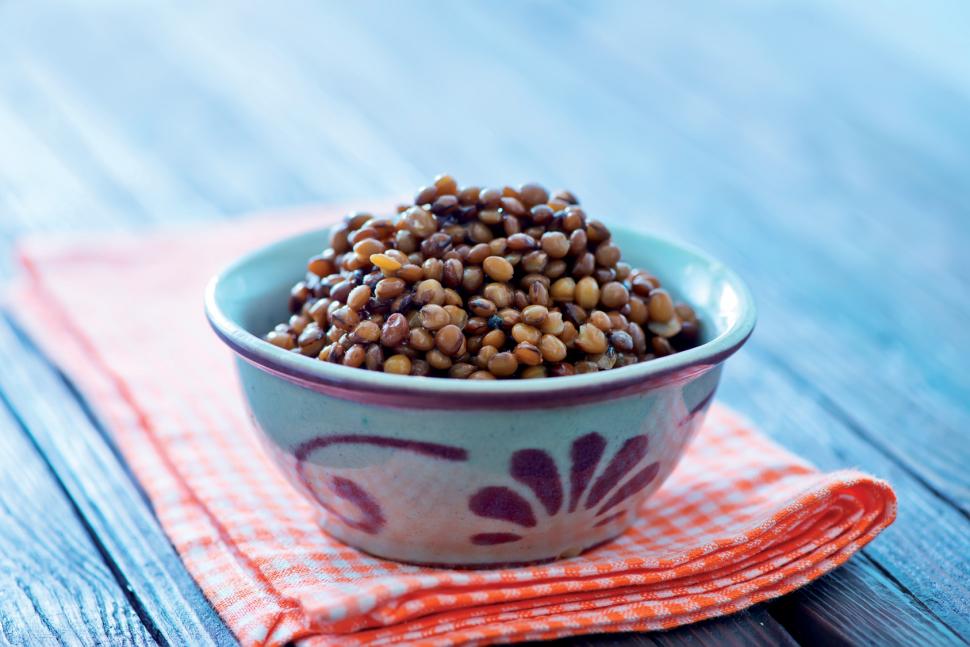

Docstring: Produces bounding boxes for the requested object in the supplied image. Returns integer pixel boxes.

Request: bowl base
[332,534,621,570]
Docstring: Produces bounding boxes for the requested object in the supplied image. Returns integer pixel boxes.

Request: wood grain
[0,319,236,646]
[722,350,970,636]
[549,609,798,647]
[770,556,965,646]
[0,399,154,646]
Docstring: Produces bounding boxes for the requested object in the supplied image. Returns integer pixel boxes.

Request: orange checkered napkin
[10,206,896,647]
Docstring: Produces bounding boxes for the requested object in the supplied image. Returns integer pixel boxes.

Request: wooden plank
[0,70,236,642]
[0,397,155,646]
[722,349,970,637]
[0,60,221,224]
[553,608,798,647]
[770,556,964,646]
[0,317,237,647]
[0,2,321,212]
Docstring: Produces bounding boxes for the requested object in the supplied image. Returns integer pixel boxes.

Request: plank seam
[752,345,969,520]
[0,390,163,647]
[858,554,968,644]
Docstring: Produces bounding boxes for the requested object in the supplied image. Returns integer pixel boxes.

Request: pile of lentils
[265,176,701,379]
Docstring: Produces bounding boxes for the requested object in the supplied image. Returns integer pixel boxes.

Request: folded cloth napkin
[10,205,896,647]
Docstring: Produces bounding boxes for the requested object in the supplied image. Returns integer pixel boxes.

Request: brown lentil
[370,253,402,274]
[511,323,541,346]
[365,344,384,370]
[540,311,565,335]
[408,327,435,351]
[648,317,682,338]
[483,282,513,308]
[444,304,468,329]
[308,254,334,277]
[478,187,501,207]
[522,304,548,326]
[482,329,506,348]
[435,325,466,356]
[541,231,570,258]
[326,343,346,364]
[600,281,629,309]
[483,256,514,282]
[627,296,649,325]
[330,306,360,331]
[519,182,549,207]
[568,229,587,256]
[449,362,477,379]
[343,344,366,368]
[572,252,595,277]
[384,354,412,375]
[588,310,612,332]
[550,277,576,302]
[347,285,371,310]
[651,336,674,357]
[574,276,600,309]
[410,359,431,377]
[375,277,406,299]
[462,266,485,292]
[544,259,567,279]
[576,324,608,354]
[442,258,463,287]
[426,348,453,370]
[298,325,325,356]
[415,279,445,305]
[380,313,409,347]
[550,362,575,377]
[351,320,381,344]
[648,289,675,322]
[488,352,519,377]
[353,238,384,259]
[266,330,295,350]
[595,243,621,268]
[434,174,457,195]
[419,304,450,330]
[477,345,498,367]
[521,250,548,273]
[289,314,310,335]
[539,334,567,362]
[498,307,521,328]
[266,176,702,378]
[528,281,551,307]
[631,273,656,297]
[675,302,697,322]
[521,366,547,379]
[507,233,538,252]
[468,297,497,317]
[514,342,543,366]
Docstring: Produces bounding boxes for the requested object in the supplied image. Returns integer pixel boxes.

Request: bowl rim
[204,224,756,406]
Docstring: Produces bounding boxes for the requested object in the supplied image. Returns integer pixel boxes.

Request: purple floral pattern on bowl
[468,432,661,545]
[293,434,468,535]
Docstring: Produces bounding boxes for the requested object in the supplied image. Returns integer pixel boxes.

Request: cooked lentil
[266,176,703,378]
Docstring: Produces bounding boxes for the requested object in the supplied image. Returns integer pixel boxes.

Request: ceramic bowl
[205,224,755,567]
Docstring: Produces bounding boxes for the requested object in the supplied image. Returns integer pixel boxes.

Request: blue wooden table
[1,2,967,645]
